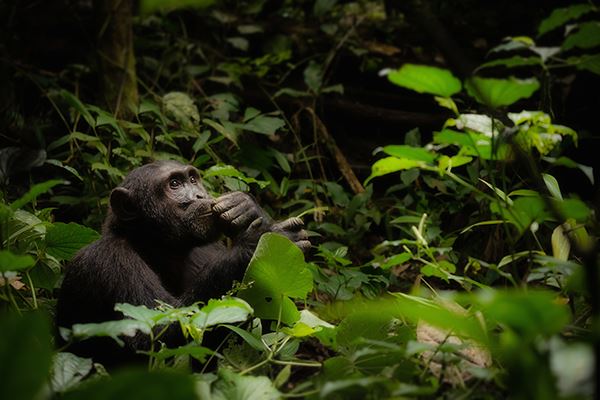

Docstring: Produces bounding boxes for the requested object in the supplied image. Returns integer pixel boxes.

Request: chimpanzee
[55,160,309,367]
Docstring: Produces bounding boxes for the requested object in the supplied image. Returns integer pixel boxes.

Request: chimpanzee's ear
[110,187,137,221]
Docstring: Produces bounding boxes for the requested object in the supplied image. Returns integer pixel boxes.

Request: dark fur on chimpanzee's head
[104,160,219,245]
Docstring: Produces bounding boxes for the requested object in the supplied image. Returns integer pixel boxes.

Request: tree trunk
[95,0,139,119]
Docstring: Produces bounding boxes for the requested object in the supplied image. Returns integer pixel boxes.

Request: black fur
[56,160,309,367]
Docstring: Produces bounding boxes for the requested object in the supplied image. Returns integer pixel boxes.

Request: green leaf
[140,0,216,14]
[72,320,151,347]
[542,173,563,200]
[478,56,541,70]
[223,323,269,352]
[50,352,93,393]
[239,233,313,325]
[192,297,253,329]
[387,64,462,97]
[474,290,569,338]
[10,179,64,210]
[58,90,95,127]
[242,115,285,135]
[553,198,591,222]
[0,312,52,400]
[45,223,100,261]
[212,368,280,400]
[114,303,166,326]
[366,157,427,183]
[562,22,600,51]
[380,252,411,270]
[381,145,436,163]
[304,61,324,92]
[148,343,213,362]
[567,53,600,75]
[465,76,540,108]
[0,250,35,272]
[538,4,596,36]
[62,370,197,400]
[552,224,571,261]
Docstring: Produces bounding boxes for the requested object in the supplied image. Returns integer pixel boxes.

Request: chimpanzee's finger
[213,192,247,213]
[295,240,312,253]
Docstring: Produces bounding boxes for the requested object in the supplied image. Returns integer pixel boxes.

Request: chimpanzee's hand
[213,192,270,239]
[271,217,311,254]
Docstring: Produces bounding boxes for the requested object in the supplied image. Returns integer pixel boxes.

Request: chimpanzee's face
[154,162,218,242]
[110,161,220,244]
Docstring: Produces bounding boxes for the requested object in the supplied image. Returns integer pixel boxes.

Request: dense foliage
[1,1,599,399]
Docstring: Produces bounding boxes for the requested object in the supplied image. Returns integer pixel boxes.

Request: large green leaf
[62,370,197,400]
[0,250,35,272]
[562,22,600,51]
[473,290,569,338]
[0,312,52,400]
[538,4,596,36]
[567,53,600,75]
[45,223,100,261]
[192,297,253,329]
[71,320,151,347]
[381,145,436,163]
[465,76,540,108]
[388,64,462,97]
[50,352,93,393]
[366,157,427,183]
[211,368,280,400]
[239,233,313,325]
[242,115,285,136]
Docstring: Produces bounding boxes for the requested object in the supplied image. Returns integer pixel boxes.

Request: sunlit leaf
[552,224,571,261]
[239,233,313,325]
[72,320,151,347]
[382,145,436,163]
[465,76,540,108]
[366,157,428,183]
[192,297,253,329]
[542,173,563,200]
[211,368,280,400]
[387,64,462,97]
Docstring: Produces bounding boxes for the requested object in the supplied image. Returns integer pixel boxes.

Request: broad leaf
[366,157,427,183]
[45,223,100,260]
[239,233,313,325]
[212,368,280,400]
[50,352,93,393]
[538,4,596,36]
[0,312,52,400]
[192,297,253,329]
[0,250,35,272]
[381,145,436,163]
[388,64,462,97]
[72,320,151,347]
[465,76,540,108]
[62,370,197,400]
[562,22,600,51]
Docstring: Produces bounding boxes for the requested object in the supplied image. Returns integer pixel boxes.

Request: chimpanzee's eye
[190,176,197,184]
[169,179,181,189]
